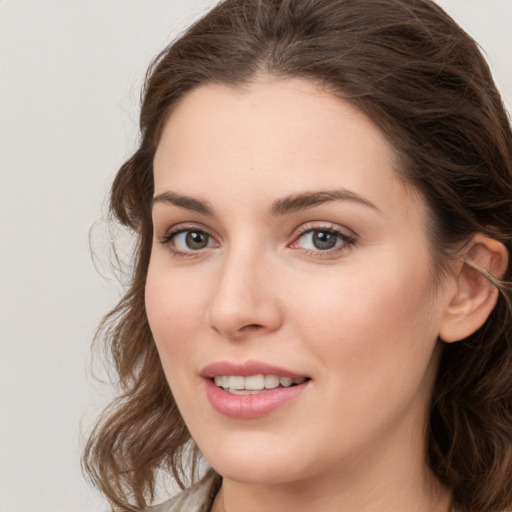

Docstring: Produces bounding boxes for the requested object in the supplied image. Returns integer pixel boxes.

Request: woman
[83,0,512,511]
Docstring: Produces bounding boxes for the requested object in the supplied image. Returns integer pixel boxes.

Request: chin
[209,456,305,486]
[196,430,320,485]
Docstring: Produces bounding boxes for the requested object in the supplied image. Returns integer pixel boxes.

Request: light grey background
[0,1,510,511]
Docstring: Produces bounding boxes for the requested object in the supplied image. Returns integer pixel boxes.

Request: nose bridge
[206,239,281,338]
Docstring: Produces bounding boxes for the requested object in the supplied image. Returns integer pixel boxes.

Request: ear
[439,234,508,343]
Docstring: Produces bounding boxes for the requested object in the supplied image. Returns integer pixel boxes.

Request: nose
[206,249,283,340]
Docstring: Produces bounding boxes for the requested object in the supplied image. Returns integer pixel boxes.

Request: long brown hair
[83,1,512,510]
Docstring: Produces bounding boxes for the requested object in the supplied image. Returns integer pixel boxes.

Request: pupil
[186,231,208,249]
[313,231,337,250]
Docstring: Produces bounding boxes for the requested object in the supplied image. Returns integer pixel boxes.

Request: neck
[214,471,451,512]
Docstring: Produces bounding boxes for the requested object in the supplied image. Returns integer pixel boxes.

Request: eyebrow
[268,189,381,216]
[152,188,380,216]
[152,191,213,215]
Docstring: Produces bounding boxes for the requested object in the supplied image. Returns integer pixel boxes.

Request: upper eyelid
[156,220,357,246]
[291,221,357,239]
[158,222,217,238]
[291,227,355,246]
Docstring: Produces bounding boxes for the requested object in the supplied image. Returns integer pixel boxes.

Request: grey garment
[146,471,221,512]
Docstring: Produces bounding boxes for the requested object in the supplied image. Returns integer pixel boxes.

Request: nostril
[241,324,263,331]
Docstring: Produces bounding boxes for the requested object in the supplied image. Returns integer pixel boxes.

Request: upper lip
[200,360,308,379]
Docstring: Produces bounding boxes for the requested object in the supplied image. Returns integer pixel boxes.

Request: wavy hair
[83,1,512,510]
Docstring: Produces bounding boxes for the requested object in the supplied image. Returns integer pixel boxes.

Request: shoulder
[145,471,221,512]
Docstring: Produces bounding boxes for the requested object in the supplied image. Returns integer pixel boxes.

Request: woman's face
[146,78,453,486]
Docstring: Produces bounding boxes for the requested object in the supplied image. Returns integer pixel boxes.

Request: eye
[299,230,340,250]
[291,226,356,255]
[159,228,217,255]
[175,230,212,250]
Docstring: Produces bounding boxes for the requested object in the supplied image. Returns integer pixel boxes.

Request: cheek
[276,257,442,459]
[145,263,207,363]
[288,255,441,385]
[145,266,211,419]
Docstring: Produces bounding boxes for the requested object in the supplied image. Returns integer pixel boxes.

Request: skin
[146,78,456,511]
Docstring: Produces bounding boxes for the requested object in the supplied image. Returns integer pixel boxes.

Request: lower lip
[204,379,310,419]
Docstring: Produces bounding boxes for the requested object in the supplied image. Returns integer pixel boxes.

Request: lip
[200,360,307,379]
[201,360,311,419]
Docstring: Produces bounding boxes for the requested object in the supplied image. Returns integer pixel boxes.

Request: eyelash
[158,224,217,258]
[291,224,357,258]
[158,223,357,259]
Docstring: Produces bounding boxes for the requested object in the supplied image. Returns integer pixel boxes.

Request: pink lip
[201,360,311,419]
[200,360,307,379]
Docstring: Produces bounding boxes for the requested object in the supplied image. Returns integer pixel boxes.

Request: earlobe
[439,234,508,343]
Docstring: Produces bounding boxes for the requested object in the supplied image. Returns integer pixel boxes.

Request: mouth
[201,361,312,418]
[212,374,310,395]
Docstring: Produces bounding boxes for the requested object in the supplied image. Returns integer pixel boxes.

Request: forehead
[153,78,417,220]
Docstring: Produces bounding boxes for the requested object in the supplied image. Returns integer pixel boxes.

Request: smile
[201,361,311,418]
[213,374,309,394]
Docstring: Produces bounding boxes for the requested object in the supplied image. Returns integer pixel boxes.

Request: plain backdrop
[0,1,510,511]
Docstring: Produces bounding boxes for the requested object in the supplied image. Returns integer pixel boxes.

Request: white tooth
[228,388,247,395]
[214,376,229,388]
[215,375,305,391]
[280,377,293,387]
[245,374,265,390]
[264,375,280,389]
[228,388,260,395]
[228,376,245,389]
